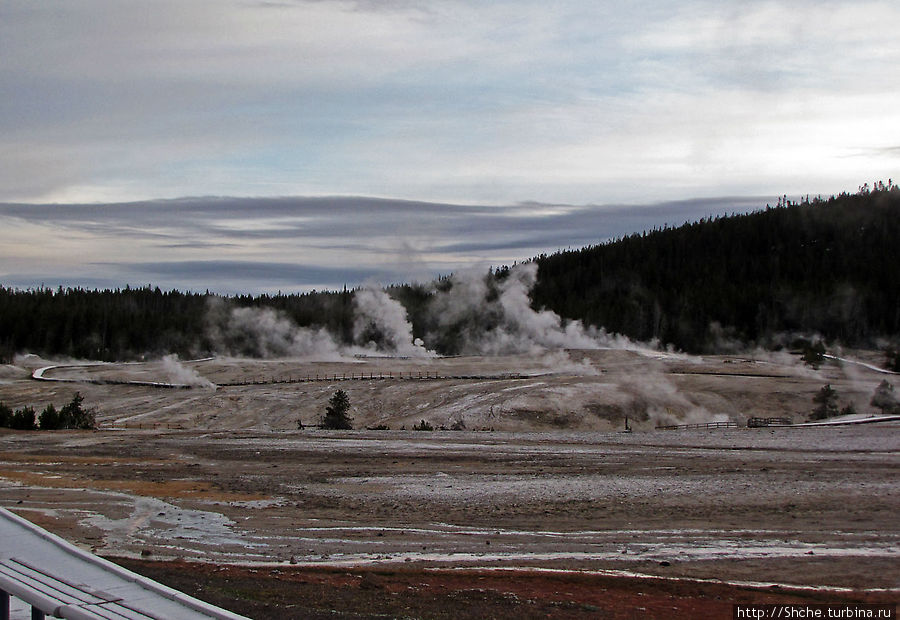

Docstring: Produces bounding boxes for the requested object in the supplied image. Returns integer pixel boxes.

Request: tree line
[0,392,96,430]
[530,183,900,354]
[810,379,899,421]
[1,184,898,361]
[0,286,355,362]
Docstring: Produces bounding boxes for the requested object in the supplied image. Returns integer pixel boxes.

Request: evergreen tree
[413,419,434,431]
[801,342,826,369]
[0,402,11,428]
[38,403,60,430]
[870,380,899,415]
[322,389,353,430]
[10,406,37,430]
[810,384,839,420]
[884,347,900,372]
[58,392,97,430]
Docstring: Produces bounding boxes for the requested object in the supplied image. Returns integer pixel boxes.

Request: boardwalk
[0,508,246,620]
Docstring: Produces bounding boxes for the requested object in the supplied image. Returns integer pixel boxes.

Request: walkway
[0,508,247,620]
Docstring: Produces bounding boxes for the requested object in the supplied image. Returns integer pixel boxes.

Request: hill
[1,183,898,361]
[532,184,900,353]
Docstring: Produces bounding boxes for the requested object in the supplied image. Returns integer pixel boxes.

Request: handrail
[0,508,248,620]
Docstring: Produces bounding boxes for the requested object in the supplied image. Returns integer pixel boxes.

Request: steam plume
[618,366,730,427]
[160,354,216,388]
[427,263,607,355]
[354,287,435,358]
[205,298,343,359]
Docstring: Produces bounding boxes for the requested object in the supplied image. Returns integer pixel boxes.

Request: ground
[2,348,892,432]
[109,560,900,619]
[0,350,897,618]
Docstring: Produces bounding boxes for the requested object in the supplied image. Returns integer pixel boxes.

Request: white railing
[0,508,248,620]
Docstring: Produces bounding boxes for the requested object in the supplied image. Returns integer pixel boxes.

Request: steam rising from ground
[353,287,434,358]
[204,263,646,362]
[160,354,215,388]
[205,298,343,360]
[537,350,600,376]
[195,266,773,426]
[428,263,605,355]
[617,367,729,428]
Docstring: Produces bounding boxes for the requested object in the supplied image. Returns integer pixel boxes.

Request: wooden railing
[0,508,247,619]
[656,421,739,431]
[217,372,526,387]
[746,417,793,428]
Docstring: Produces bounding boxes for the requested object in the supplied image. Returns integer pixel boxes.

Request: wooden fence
[217,372,526,387]
[656,421,739,431]
[746,417,793,428]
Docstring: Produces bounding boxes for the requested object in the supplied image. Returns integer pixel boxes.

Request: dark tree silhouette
[870,380,899,415]
[884,347,900,372]
[38,403,60,430]
[9,406,37,430]
[322,389,353,430]
[0,183,898,358]
[810,384,839,420]
[57,392,96,429]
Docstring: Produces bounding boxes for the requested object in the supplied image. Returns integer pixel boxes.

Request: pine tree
[884,347,900,372]
[10,406,37,430]
[39,403,61,430]
[322,389,353,430]
[810,384,839,420]
[870,380,899,415]
[58,392,96,430]
[801,342,826,369]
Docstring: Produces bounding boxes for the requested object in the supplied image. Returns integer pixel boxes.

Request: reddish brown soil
[113,558,897,620]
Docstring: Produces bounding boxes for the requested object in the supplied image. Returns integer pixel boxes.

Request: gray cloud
[854,146,900,160]
[0,195,771,293]
[119,260,393,286]
[0,195,766,239]
[2,0,896,291]
[2,1,898,205]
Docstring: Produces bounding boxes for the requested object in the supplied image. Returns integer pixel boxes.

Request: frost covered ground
[1,350,898,595]
[2,347,894,431]
[1,423,897,591]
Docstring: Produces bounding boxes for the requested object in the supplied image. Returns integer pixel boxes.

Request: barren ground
[1,350,898,618]
[2,348,892,431]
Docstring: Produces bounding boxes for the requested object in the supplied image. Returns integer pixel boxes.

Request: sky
[1,0,898,294]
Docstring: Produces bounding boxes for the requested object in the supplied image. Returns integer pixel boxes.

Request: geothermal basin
[0,349,898,616]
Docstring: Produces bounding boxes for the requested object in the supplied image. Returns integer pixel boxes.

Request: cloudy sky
[1,1,898,293]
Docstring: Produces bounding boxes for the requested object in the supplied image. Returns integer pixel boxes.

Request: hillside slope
[532,186,900,352]
[1,186,898,361]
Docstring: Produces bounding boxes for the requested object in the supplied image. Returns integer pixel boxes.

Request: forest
[1,183,898,362]
[530,183,900,353]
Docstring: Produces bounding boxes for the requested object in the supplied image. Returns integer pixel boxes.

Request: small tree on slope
[322,389,353,430]
[871,380,899,415]
[810,384,839,420]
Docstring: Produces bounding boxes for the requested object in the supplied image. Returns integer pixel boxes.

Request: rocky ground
[1,351,898,618]
[2,348,891,431]
[112,559,900,619]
